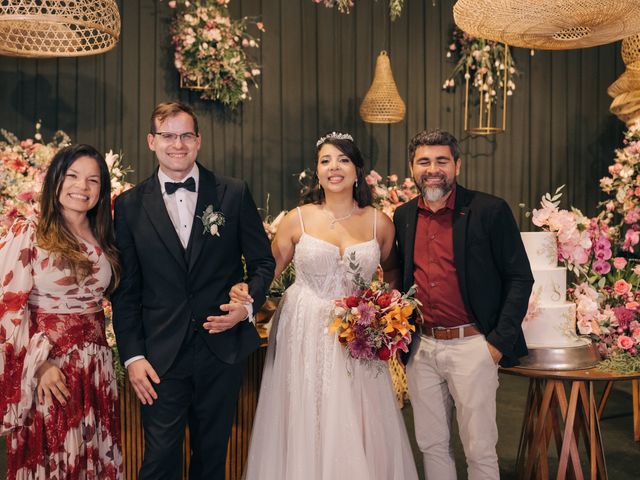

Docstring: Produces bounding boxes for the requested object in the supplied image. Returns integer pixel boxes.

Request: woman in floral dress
[0,144,123,479]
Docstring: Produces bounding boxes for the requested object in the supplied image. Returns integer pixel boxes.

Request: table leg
[597,381,614,419]
[524,379,556,480]
[556,381,584,480]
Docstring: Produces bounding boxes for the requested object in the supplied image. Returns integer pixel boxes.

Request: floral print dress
[0,219,122,479]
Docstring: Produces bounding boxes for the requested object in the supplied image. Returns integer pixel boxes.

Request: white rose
[210,224,219,236]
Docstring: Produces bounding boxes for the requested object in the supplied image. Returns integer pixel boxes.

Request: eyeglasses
[153,132,199,144]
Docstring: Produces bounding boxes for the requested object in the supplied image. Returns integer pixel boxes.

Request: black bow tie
[165,177,196,194]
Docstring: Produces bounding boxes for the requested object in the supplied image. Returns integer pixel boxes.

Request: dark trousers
[138,333,245,480]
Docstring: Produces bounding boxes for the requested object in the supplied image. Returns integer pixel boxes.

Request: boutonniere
[199,205,225,237]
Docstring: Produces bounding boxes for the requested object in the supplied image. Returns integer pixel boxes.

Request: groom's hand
[203,303,249,334]
[127,359,160,405]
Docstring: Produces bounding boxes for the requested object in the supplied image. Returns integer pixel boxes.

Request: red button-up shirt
[413,187,473,327]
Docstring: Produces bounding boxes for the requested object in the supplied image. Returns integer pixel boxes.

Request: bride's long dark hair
[301,135,373,208]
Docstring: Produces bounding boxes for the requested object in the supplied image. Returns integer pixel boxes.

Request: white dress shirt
[124,164,252,368]
[158,164,199,248]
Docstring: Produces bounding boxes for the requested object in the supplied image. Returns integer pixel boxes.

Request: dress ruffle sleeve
[0,218,39,435]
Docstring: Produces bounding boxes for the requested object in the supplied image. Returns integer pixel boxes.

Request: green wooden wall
[0,0,627,222]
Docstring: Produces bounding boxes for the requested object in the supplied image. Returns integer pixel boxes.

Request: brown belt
[421,324,482,340]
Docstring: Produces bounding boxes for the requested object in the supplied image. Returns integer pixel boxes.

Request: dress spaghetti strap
[296,206,306,233]
[373,208,378,240]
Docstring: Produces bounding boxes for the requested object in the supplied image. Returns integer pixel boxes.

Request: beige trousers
[407,333,500,480]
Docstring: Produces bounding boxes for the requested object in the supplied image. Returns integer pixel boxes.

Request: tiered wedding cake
[520,232,589,349]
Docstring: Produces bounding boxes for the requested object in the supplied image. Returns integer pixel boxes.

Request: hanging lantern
[360,51,406,124]
[608,34,640,126]
[0,0,120,58]
[453,0,640,50]
[463,44,510,135]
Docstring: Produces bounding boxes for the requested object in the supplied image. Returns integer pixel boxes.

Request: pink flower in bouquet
[365,170,383,185]
[617,335,635,350]
[613,306,635,329]
[356,302,377,326]
[624,208,640,224]
[623,229,639,252]
[632,323,640,341]
[613,257,628,270]
[388,174,398,183]
[626,301,639,311]
[592,260,610,275]
[614,279,631,296]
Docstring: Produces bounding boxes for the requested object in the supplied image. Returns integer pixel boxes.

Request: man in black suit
[394,129,533,480]
[112,102,275,480]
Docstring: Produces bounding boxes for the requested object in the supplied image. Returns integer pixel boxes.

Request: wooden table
[501,367,640,480]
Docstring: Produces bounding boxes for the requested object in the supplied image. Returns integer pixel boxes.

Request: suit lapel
[452,185,471,311]
[187,166,226,272]
[403,198,419,292]
[142,174,187,270]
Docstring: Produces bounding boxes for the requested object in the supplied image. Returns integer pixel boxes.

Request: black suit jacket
[394,185,534,367]
[111,164,275,376]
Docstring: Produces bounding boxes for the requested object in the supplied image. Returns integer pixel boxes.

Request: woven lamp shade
[360,51,406,124]
[608,35,640,125]
[453,0,640,50]
[0,0,120,58]
[621,34,640,65]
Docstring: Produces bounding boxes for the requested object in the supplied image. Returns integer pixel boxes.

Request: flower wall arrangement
[312,0,404,20]
[170,0,264,107]
[0,125,131,235]
[365,169,418,218]
[443,28,518,108]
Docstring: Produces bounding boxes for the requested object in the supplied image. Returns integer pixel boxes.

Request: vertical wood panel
[0,0,626,224]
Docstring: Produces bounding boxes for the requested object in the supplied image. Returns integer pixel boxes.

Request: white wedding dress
[243,208,418,480]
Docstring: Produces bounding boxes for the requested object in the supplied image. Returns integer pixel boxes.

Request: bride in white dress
[232,133,418,480]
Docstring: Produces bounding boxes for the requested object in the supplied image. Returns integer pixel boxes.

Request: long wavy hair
[37,144,120,293]
[301,135,373,208]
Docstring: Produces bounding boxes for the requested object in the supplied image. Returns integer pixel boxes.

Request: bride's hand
[36,361,70,407]
[230,282,253,304]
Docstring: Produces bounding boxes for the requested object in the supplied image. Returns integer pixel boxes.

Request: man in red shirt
[394,129,533,480]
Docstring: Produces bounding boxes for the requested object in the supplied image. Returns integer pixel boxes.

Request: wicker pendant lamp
[0,0,120,58]
[453,0,640,50]
[608,34,640,126]
[360,51,406,124]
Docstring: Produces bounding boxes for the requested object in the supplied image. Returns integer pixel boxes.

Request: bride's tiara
[316,132,354,147]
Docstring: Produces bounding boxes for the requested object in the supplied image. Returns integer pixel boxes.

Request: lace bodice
[291,208,381,299]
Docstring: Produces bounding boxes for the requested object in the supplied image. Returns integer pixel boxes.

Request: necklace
[322,202,357,229]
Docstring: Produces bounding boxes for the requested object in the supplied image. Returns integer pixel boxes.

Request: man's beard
[419,174,455,202]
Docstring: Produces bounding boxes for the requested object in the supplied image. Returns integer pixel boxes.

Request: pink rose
[625,301,639,311]
[613,257,628,270]
[614,279,631,295]
[617,335,635,350]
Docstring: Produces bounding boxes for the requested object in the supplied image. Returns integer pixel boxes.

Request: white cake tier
[522,302,588,348]
[531,267,567,304]
[521,231,558,269]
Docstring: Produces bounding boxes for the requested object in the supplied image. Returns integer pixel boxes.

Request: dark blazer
[394,185,534,367]
[111,164,275,376]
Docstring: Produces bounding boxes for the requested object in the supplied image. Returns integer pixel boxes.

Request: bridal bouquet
[330,273,419,363]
